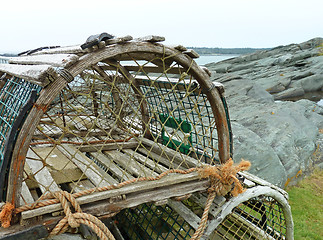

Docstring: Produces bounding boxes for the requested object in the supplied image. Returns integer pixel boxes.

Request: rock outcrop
[206,38,323,187]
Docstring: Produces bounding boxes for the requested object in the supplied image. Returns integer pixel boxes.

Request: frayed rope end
[198,158,251,197]
[0,202,15,228]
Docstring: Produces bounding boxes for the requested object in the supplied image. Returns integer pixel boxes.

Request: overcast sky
[0,0,322,53]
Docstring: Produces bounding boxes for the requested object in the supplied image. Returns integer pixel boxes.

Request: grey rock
[207,37,323,187]
[231,122,287,187]
[247,84,274,103]
[273,54,293,65]
[273,87,305,100]
[300,74,323,92]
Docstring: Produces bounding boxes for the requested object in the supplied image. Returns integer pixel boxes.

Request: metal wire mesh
[116,203,195,240]
[212,196,287,240]
[0,77,41,165]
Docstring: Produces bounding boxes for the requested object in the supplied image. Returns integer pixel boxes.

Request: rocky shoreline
[206,38,323,188]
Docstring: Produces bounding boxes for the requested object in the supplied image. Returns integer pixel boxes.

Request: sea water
[194,54,238,66]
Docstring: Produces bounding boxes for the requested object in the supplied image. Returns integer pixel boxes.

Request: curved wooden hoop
[7,42,230,206]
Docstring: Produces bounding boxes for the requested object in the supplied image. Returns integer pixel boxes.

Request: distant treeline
[189,47,270,55]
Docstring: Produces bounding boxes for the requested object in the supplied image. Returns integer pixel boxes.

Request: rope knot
[198,158,251,197]
[0,202,15,228]
[53,191,82,229]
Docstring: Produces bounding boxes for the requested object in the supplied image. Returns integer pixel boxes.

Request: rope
[30,134,138,146]
[0,202,14,228]
[190,158,251,240]
[48,191,115,240]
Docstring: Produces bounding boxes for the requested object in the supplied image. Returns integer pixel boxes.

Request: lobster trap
[0,34,293,239]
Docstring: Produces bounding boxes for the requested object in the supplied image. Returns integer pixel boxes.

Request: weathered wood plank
[22,174,208,220]
[239,171,288,198]
[57,145,117,187]
[139,137,200,169]
[19,181,35,206]
[68,179,96,193]
[8,54,79,68]
[183,49,200,59]
[90,151,132,182]
[135,35,165,42]
[31,45,85,55]
[105,35,133,45]
[21,171,205,220]
[123,148,168,174]
[26,149,61,194]
[78,141,138,152]
[166,44,188,52]
[167,199,201,230]
[82,179,209,218]
[29,147,85,187]
[104,150,157,177]
[137,147,182,170]
[0,64,56,86]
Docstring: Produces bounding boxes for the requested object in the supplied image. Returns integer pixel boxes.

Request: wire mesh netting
[16,53,232,206]
[115,194,288,240]
[0,77,41,165]
[211,196,287,240]
[116,203,195,240]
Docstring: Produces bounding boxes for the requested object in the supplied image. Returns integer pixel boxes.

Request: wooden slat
[32,147,84,185]
[167,199,201,230]
[183,49,200,59]
[57,145,117,187]
[166,44,188,52]
[21,172,208,220]
[31,45,85,55]
[68,179,96,193]
[135,35,165,42]
[26,150,61,194]
[100,64,187,75]
[104,35,133,45]
[137,147,183,170]
[8,54,79,68]
[83,179,209,218]
[78,141,138,152]
[123,148,168,174]
[139,137,200,169]
[0,64,56,86]
[90,151,133,181]
[104,150,157,177]
[19,182,35,206]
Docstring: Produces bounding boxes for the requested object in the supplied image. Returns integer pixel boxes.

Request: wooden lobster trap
[0,33,293,239]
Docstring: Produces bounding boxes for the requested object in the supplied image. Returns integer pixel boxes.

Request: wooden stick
[21,171,204,220]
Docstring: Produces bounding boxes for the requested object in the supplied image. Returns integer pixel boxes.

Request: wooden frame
[6,41,230,207]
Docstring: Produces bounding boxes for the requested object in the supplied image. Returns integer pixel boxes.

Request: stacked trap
[0,34,293,239]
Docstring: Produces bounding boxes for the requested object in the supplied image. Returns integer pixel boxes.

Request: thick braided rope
[190,159,251,240]
[190,191,216,240]
[48,191,115,240]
